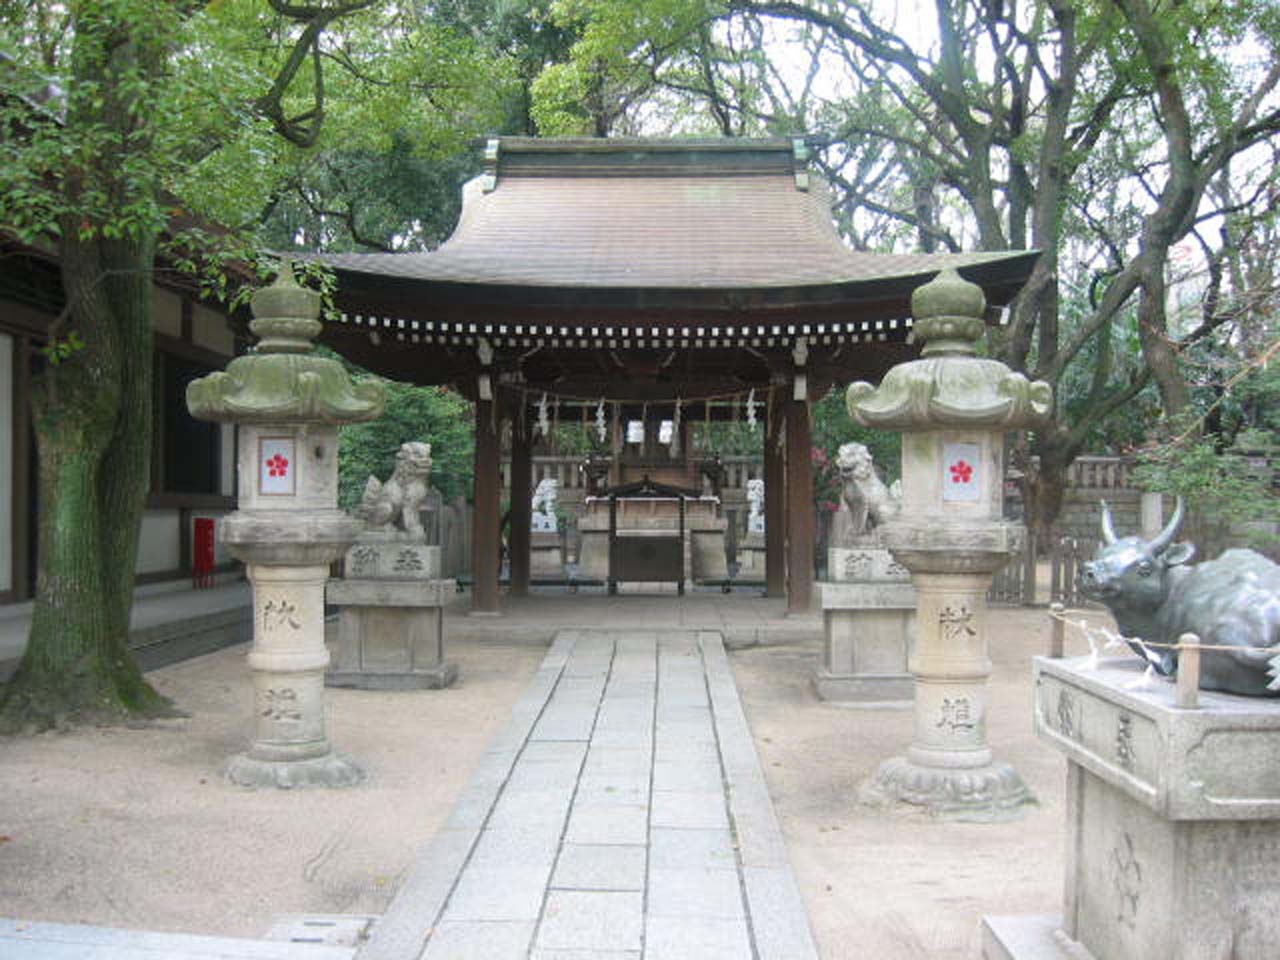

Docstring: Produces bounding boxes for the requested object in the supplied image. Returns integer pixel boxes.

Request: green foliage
[806,386,900,516]
[810,386,899,482]
[1132,413,1280,556]
[690,421,763,456]
[338,382,475,510]
[40,331,85,366]
[548,420,603,455]
[1,0,514,265]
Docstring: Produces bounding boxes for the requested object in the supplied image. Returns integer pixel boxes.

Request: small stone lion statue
[356,441,433,538]
[746,478,765,532]
[833,442,901,545]
[532,477,559,529]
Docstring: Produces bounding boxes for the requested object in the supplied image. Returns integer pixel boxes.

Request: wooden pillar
[609,402,621,486]
[471,392,502,615]
[764,390,786,598]
[784,386,814,614]
[509,403,532,597]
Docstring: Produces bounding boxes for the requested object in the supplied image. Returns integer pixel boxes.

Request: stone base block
[812,671,913,706]
[328,662,457,691]
[326,578,454,690]
[982,916,1081,960]
[1031,656,1280,960]
[817,582,915,706]
[225,750,364,789]
[692,528,728,580]
[530,534,564,576]
[858,756,1035,822]
[577,530,609,580]
[327,577,454,607]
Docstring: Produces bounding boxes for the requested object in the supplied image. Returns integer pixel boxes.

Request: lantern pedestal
[856,525,1033,818]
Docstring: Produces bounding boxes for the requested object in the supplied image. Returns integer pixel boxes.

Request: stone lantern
[846,268,1052,819]
[187,264,385,788]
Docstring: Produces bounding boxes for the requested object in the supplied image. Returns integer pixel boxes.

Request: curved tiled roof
[311,138,1035,296]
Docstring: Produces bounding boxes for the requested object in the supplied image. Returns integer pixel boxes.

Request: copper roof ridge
[481,136,797,153]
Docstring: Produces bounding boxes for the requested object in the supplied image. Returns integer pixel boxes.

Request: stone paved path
[361,629,817,960]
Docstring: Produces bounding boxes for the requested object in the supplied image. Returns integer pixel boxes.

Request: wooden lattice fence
[988,534,1102,607]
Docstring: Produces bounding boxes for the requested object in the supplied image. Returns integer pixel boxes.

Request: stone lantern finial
[248,261,323,355]
[908,267,987,357]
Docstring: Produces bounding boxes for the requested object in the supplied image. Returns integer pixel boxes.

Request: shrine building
[309,137,1039,614]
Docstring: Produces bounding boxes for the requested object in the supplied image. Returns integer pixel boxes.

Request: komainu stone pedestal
[327,539,456,690]
[327,578,457,690]
[530,530,564,577]
[816,548,914,705]
[985,655,1280,960]
[691,514,729,581]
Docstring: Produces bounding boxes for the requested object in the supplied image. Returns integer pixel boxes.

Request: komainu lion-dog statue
[356,441,433,539]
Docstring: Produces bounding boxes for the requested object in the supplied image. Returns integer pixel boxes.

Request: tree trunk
[1014,426,1073,546]
[0,237,171,731]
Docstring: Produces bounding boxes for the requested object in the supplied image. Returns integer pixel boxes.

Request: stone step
[0,918,356,960]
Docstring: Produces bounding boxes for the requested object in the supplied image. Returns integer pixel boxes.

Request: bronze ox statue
[1078,498,1280,697]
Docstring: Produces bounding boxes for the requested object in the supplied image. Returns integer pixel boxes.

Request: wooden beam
[509,408,532,596]
[471,392,502,614]
[784,387,814,614]
[764,389,786,598]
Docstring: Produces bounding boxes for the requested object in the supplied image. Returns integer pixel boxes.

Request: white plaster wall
[0,333,12,593]
[192,304,234,357]
[220,424,236,496]
[135,509,181,574]
[152,287,182,338]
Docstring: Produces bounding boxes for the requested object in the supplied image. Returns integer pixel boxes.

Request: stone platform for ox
[359,629,818,960]
[985,654,1280,960]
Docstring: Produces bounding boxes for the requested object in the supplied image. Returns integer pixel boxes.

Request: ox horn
[1099,500,1118,545]
[1148,496,1185,555]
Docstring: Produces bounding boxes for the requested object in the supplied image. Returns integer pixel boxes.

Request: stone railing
[1066,456,1133,491]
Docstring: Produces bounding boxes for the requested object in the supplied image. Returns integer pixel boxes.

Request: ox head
[1078,498,1195,612]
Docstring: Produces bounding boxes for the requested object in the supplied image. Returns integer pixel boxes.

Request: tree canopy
[524,0,1280,535]
[0,0,515,730]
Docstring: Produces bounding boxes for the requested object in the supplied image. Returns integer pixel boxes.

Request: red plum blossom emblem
[266,453,290,478]
[949,459,973,484]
